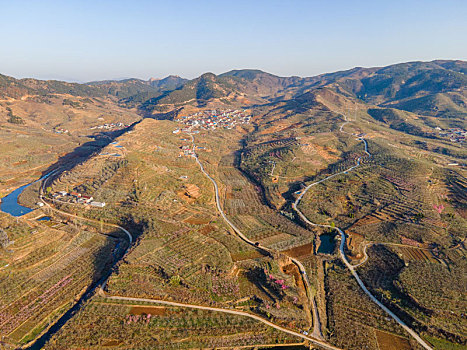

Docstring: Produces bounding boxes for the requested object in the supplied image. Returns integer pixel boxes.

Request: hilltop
[1,60,465,197]
[1,60,466,122]
[0,60,466,350]
[135,61,467,127]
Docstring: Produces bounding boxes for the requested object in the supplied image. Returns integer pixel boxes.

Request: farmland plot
[43,300,304,349]
[0,217,117,346]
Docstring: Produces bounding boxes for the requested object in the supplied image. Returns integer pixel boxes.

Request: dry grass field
[0,96,140,196]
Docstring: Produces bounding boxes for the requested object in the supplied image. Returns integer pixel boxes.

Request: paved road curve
[106,295,342,350]
[292,116,433,350]
[37,151,334,349]
[189,134,324,340]
[40,177,133,245]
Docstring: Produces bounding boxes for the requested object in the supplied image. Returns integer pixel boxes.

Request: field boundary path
[19,175,135,350]
[292,115,434,350]
[105,295,342,350]
[40,177,133,245]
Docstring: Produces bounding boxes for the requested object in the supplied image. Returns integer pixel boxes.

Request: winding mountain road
[37,147,334,349]
[106,294,342,350]
[292,116,433,350]
[34,121,431,350]
[189,134,324,340]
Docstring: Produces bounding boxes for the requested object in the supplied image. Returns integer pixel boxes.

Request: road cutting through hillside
[189,133,324,340]
[36,151,334,349]
[22,174,135,350]
[39,176,133,245]
[292,115,434,350]
[31,122,430,350]
[39,174,134,296]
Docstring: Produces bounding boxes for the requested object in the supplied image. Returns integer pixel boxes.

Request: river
[0,172,54,217]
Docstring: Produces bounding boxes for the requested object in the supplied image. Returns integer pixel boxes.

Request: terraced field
[0,212,119,346]
[43,299,304,349]
[1,61,466,349]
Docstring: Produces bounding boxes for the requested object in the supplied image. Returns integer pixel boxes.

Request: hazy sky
[1,0,466,82]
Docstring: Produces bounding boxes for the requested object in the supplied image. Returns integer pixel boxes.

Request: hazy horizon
[2,58,466,84]
[2,0,467,82]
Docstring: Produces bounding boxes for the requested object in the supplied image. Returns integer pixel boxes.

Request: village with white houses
[90,122,131,131]
[436,127,467,143]
[51,190,106,207]
[173,109,251,132]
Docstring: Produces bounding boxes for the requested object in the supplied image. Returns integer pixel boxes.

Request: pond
[0,171,54,217]
[317,234,336,254]
[37,216,51,221]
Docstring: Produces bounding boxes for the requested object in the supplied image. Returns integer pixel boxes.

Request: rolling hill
[1,60,466,350]
[0,60,466,146]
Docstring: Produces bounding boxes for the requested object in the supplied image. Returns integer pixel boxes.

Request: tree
[169,275,181,286]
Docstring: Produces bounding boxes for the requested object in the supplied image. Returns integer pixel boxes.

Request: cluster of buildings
[174,109,251,131]
[179,145,195,157]
[178,144,207,157]
[52,191,106,207]
[54,128,69,134]
[436,127,466,143]
[90,122,130,130]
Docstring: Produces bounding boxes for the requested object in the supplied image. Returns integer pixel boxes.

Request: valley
[0,60,466,350]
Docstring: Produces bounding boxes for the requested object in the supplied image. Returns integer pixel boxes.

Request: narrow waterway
[292,116,433,350]
[0,171,55,216]
[24,175,133,349]
[4,124,142,348]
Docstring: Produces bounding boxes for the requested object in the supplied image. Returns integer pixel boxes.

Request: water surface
[0,172,53,217]
[317,234,336,254]
[0,184,35,216]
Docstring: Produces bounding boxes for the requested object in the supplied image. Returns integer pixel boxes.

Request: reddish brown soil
[129,305,167,316]
[199,225,215,235]
[183,217,210,225]
[283,242,314,258]
[374,330,412,350]
[102,339,122,346]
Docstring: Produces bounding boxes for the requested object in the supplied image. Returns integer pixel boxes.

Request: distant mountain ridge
[0,74,187,100]
[300,60,467,117]
[1,60,466,120]
[138,60,467,118]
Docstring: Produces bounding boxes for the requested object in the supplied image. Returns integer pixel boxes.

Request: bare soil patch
[230,250,265,262]
[129,305,167,316]
[102,339,122,347]
[374,329,412,350]
[283,242,314,258]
